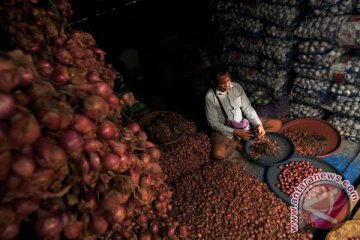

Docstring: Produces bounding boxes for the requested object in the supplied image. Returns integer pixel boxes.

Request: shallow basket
[280,118,341,158]
[137,111,184,146]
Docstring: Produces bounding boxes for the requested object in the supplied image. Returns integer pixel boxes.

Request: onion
[90,215,108,234]
[90,82,112,98]
[17,67,35,87]
[0,221,20,240]
[140,174,153,188]
[71,114,94,134]
[87,152,102,171]
[106,94,120,107]
[82,95,109,122]
[139,231,151,240]
[102,190,130,211]
[129,167,140,185]
[82,191,98,211]
[87,71,101,83]
[136,131,147,141]
[51,65,70,85]
[35,214,62,238]
[108,205,126,223]
[36,60,53,77]
[53,36,65,47]
[60,130,84,153]
[6,174,22,190]
[35,137,67,169]
[14,198,38,217]
[108,140,127,157]
[151,222,160,234]
[97,120,116,139]
[135,187,154,205]
[0,70,20,93]
[147,147,161,161]
[31,169,54,185]
[11,154,36,177]
[80,158,90,175]
[63,221,83,239]
[139,152,151,164]
[69,47,84,59]
[84,139,103,153]
[115,154,130,173]
[102,153,120,171]
[9,112,40,146]
[55,48,72,65]
[0,206,15,225]
[14,90,30,106]
[127,122,141,134]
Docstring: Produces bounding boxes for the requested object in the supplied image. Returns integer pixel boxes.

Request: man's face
[216,72,231,93]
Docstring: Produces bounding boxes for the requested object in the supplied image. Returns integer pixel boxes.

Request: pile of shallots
[0,0,186,239]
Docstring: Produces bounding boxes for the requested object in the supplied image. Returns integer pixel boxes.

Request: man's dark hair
[210,65,229,86]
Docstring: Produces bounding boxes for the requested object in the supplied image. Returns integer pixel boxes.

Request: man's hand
[233,129,254,140]
[256,124,265,137]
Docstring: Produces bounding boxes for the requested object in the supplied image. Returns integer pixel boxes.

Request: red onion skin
[6,174,22,190]
[139,232,151,240]
[88,152,102,171]
[139,152,151,164]
[11,154,36,177]
[107,205,126,223]
[38,110,62,130]
[97,120,116,139]
[0,94,16,120]
[147,147,161,162]
[108,140,127,157]
[0,221,20,240]
[84,139,103,153]
[36,60,53,77]
[53,36,65,47]
[0,70,20,93]
[136,131,147,141]
[71,114,94,134]
[18,67,35,87]
[87,72,101,83]
[15,198,39,217]
[102,153,120,171]
[106,94,120,107]
[80,158,90,175]
[101,190,129,211]
[35,215,62,238]
[35,137,67,169]
[91,215,108,234]
[63,221,83,239]
[82,191,98,211]
[82,95,109,122]
[60,130,84,153]
[55,48,72,65]
[14,91,31,106]
[129,168,140,185]
[127,122,141,134]
[51,65,70,85]
[0,206,15,225]
[115,154,130,173]
[9,113,41,146]
[151,223,160,234]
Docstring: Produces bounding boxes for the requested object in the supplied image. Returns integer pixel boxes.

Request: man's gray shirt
[205,82,262,139]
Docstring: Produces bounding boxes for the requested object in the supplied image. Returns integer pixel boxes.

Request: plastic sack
[328,114,360,141]
[294,15,349,45]
[260,38,297,63]
[234,36,262,54]
[289,101,325,118]
[265,25,294,39]
[221,51,260,67]
[258,1,304,28]
[309,0,354,17]
[297,40,348,64]
[293,77,331,92]
[216,16,265,35]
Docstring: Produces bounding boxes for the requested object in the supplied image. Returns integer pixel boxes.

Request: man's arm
[205,93,234,138]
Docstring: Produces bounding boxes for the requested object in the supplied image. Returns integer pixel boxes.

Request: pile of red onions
[171,162,313,239]
[0,0,186,239]
[160,132,211,182]
[277,161,322,196]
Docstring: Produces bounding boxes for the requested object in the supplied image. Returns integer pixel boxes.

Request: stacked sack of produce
[293,7,360,141]
[211,0,305,101]
[0,0,188,239]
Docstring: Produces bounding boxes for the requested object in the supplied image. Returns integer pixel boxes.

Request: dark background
[71,0,218,127]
